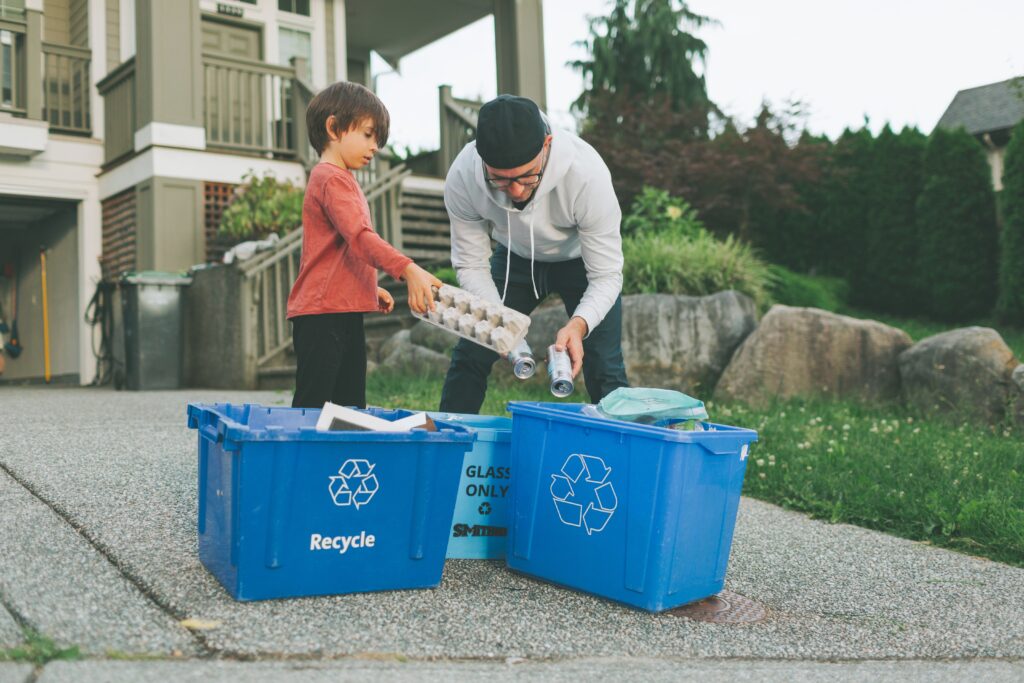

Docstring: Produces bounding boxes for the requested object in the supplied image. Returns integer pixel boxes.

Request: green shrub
[996,119,1024,325]
[916,127,998,322]
[622,229,773,309]
[433,267,458,285]
[621,186,705,239]
[219,171,304,242]
[767,265,849,311]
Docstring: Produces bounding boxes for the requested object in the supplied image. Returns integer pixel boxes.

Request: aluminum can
[507,339,536,379]
[546,345,574,398]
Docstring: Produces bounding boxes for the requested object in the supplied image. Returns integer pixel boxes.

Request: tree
[857,125,927,313]
[571,0,715,129]
[996,118,1024,324]
[818,127,875,283]
[915,128,999,322]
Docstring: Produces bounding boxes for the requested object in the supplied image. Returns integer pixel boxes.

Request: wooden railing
[438,84,480,176]
[203,53,297,157]
[0,22,26,117]
[42,42,91,134]
[96,57,135,163]
[239,162,413,369]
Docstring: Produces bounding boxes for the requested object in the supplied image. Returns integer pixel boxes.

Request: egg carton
[413,284,531,356]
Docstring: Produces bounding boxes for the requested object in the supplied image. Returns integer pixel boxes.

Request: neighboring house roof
[935,77,1024,137]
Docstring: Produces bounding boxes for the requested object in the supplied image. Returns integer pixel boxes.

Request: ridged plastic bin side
[188,403,474,601]
[505,402,756,612]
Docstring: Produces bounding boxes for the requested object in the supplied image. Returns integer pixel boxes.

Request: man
[439,94,629,413]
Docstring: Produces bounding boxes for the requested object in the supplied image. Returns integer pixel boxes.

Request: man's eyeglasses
[485,147,549,190]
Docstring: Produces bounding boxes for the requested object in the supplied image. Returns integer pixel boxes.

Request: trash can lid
[121,271,193,286]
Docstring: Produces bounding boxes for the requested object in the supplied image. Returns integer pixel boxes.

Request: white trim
[98,147,307,199]
[25,0,43,12]
[309,0,326,87]
[88,0,105,142]
[334,0,346,81]
[0,117,49,157]
[119,0,135,60]
[134,123,207,152]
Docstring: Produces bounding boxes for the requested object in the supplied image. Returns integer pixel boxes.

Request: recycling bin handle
[199,410,224,444]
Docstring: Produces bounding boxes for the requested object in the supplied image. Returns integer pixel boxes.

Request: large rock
[525,301,570,352]
[620,291,757,394]
[715,305,912,406]
[1013,364,1024,426]
[376,329,451,376]
[409,320,456,354]
[899,327,1020,424]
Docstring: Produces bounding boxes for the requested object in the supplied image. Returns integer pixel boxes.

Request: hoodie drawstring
[500,208,541,303]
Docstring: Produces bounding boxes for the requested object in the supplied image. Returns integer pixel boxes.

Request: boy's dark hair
[306,81,390,154]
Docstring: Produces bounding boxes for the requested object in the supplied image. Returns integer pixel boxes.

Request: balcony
[0,16,91,146]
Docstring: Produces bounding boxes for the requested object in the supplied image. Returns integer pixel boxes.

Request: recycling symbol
[550,453,617,535]
[478,502,492,515]
[328,459,379,509]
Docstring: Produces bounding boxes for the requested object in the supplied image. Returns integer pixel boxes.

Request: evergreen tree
[858,125,927,313]
[916,127,999,322]
[996,118,1024,324]
[819,127,875,283]
[571,0,715,128]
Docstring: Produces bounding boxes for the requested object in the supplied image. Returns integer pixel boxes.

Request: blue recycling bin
[428,413,512,559]
[187,403,474,601]
[505,402,757,613]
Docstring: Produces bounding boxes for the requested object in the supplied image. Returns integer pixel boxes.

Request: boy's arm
[322,175,412,281]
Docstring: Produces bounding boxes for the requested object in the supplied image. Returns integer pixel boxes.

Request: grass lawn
[367,369,1024,567]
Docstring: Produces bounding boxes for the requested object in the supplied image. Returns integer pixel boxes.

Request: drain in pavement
[666,590,767,624]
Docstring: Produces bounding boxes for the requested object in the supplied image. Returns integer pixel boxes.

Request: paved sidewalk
[2,387,1023,680]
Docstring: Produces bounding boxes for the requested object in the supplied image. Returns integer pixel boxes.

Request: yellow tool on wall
[41,248,51,383]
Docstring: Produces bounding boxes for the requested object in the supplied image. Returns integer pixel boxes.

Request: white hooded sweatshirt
[444,125,624,335]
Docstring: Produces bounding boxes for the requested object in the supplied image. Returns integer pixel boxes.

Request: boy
[287,81,440,409]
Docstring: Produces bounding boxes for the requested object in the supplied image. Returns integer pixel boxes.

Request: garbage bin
[120,272,192,390]
[187,403,475,601]
[505,401,757,612]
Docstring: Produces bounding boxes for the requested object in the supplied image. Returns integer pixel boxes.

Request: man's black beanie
[475,94,547,169]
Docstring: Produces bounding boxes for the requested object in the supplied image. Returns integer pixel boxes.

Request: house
[935,76,1024,192]
[0,0,546,385]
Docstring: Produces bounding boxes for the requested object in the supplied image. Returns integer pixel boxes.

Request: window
[279,26,311,69]
[0,0,25,22]
[1,30,13,108]
[278,0,309,16]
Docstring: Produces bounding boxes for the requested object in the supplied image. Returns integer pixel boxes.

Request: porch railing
[203,53,297,157]
[438,84,480,176]
[42,41,91,134]
[96,57,134,163]
[0,21,26,117]
[239,162,412,369]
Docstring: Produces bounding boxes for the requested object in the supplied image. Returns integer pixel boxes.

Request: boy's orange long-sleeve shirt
[287,162,412,318]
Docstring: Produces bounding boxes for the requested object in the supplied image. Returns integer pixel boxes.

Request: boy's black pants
[291,312,366,409]
[439,246,629,414]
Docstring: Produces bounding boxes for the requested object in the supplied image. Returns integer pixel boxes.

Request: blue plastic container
[428,413,512,559]
[505,402,757,612]
[186,403,474,601]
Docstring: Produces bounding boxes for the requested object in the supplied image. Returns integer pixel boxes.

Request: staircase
[249,173,454,390]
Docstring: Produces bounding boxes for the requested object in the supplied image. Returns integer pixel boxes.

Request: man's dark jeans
[439,246,629,414]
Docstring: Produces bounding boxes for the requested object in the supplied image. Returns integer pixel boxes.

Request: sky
[371,1,1024,153]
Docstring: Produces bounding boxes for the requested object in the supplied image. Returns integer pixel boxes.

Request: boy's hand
[376,287,394,314]
[403,263,443,314]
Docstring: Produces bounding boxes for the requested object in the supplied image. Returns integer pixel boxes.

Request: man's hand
[376,287,394,314]
[403,263,443,314]
[553,316,588,378]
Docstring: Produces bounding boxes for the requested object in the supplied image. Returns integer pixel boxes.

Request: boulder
[525,301,570,352]
[620,291,757,394]
[715,305,912,406]
[375,328,450,376]
[409,320,456,354]
[1013,364,1024,427]
[377,329,411,362]
[899,327,1020,424]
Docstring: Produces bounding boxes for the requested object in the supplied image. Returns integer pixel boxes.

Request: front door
[201,17,262,60]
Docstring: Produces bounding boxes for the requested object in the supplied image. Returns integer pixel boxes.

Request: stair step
[401,207,450,221]
[401,220,451,234]
[402,234,453,247]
